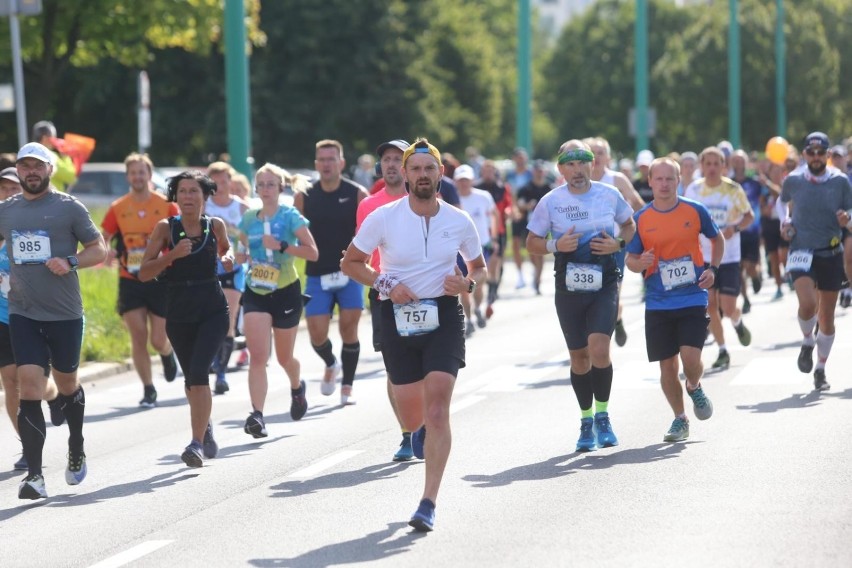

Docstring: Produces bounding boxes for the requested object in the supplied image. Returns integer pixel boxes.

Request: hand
[780,221,794,242]
[556,226,580,253]
[637,247,655,271]
[45,257,73,276]
[836,209,850,228]
[261,234,279,250]
[235,251,248,264]
[443,265,467,296]
[590,230,617,255]
[105,249,116,267]
[698,267,715,289]
[388,281,418,304]
[722,226,736,239]
[170,238,193,260]
[220,254,235,273]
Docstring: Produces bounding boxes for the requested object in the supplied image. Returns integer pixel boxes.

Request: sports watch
[67,256,79,271]
[467,278,476,294]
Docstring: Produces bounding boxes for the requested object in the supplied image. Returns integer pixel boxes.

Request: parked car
[67,163,167,208]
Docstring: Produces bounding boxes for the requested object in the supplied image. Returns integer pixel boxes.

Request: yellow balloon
[766,136,790,165]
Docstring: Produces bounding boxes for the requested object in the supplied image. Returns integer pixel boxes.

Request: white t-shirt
[684,177,751,265]
[459,188,496,243]
[353,197,482,299]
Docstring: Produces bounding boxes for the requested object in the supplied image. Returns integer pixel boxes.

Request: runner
[777,132,852,391]
[237,164,317,436]
[626,157,721,442]
[685,147,754,371]
[101,153,179,408]
[526,140,635,452]
[515,160,553,295]
[139,170,231,467]
[342,138,485,532]
[295,140,368,404]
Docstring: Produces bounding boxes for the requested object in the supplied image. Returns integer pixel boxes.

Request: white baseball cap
[636,149,655,167]
[17,142,55,165]
[454,164,475,181]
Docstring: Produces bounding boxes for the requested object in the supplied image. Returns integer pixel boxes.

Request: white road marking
[88,540,172,568]
[450,395,486,414]
[730,357,806,386]
[287,450,363,478]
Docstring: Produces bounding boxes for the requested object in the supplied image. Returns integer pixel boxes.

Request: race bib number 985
[12,230,51,264]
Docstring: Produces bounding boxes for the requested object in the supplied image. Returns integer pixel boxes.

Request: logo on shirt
[442,231,450,238]
[555,205,589,221]
[338,197,350,203]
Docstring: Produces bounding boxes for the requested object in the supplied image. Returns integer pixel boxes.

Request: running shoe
[533,283,541,296]
[614,320,627,347]
[752,277,762,294]
[214,378,230,395]
[245,411,268,438]
[321,361,341,396]
[13,453,27,471]
[65,449,87,485]
[593,412,618,448]
[291,380,308,421]
[411,425,426,459]
[474,308,486,329]
[340,385,356,406]
[161,352,178,382]
[711,350,730,371]
[203,422,218,458]
[773,288,783,301]
[409,499,436,532]
[813,369,831,391]
[515,274,526,289]
[47,396,65,427]
[687,384,713,420]
[465,320,475,338]
[485,304,494,320]
[663,417,690,442]
[840,290,852,309]
[797,344,814,373]
[235,348,249,368]
[742,297,751,314]
[735,321,752,346]
[575,417,596,452]
[19,473,47,500]
[393,432,414,462]
[181,442,203,468]
[139,389,158,408]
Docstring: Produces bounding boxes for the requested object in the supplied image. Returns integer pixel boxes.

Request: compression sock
[341,342,360,387]
[570,369,594,418]
[60,387,86,454]
[592,364,613,413]
[312,339,336,367]
[18,399,46,476]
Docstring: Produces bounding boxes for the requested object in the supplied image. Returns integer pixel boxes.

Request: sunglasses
[805,148,827,157]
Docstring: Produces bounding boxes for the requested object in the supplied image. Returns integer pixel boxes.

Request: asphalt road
[1,261,850,567]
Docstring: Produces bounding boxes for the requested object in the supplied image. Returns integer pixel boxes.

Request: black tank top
[302,179,361,276]
[164,215,228,322]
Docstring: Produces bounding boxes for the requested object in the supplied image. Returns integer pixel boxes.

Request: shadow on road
[270,461,414,498]
[84,397,188,423]
[736,390,823,413]
[463,442,699,488]
[248,521,425,567]
[757,340,802,351]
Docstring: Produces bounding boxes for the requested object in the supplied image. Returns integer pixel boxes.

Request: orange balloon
[766,136,790,165]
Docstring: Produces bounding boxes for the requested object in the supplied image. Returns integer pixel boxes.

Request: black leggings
[167,311,229,388]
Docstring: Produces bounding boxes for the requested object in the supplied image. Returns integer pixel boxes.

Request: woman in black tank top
[139,171,231,468]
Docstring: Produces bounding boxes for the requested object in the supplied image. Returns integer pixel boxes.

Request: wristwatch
[67,256,79,271]
[616,237,626,250]
[278,240,290,253]
[467,279,476,294]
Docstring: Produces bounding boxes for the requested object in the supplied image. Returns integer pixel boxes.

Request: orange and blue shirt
[627,197,719,310]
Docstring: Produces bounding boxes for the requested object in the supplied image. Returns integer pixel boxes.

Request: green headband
[557,149,594,164]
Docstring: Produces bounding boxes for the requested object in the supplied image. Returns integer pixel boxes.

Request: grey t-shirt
[781,170,852,255]
[0,190,101,320]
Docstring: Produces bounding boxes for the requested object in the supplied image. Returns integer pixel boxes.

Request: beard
[807,161,827,176]
[22,175,50,195]
[411,177,438,200]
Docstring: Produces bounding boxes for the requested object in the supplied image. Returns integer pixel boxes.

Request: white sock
[816,332,835,365]
[798,315,817,344]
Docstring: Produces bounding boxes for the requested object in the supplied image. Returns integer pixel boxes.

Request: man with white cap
[633,149,655,204]
[31,120,78,192]
[0,142,107,499]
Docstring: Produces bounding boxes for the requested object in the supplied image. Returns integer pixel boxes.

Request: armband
[373,273,400,297]
[546,239,558,253]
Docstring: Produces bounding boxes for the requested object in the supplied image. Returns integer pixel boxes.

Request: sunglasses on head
[805,148,827,157]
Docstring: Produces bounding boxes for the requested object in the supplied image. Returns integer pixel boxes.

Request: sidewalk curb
[78,358,141,384]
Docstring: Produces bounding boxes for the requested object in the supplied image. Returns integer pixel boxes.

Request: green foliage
[79,265,126,363]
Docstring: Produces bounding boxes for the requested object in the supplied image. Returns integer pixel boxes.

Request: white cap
[17,142,55,165]
[454,164,475,181]
[636,149,654,167]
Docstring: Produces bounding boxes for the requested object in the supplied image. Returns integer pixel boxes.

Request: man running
[778,132,852,391]
[101,153,179,407]
[626,157,721,442]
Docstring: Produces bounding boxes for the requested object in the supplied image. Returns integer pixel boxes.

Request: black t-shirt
[302,178,363,276]
[516,181,552,224]
[634,176,652,203]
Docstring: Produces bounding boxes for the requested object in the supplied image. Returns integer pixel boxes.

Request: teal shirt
[239,205,308,294]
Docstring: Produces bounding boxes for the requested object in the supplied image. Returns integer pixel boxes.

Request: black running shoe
[139,388,157,408]
[290,380,308,421]
[181,443,203,468]
[203,422,218,459]
[711,350,730,371]
[19,473,47,500]
[47,397,65,427]
[813,369,830,391]
[161,352,178,382]
[797,345,814,374]
[614,319,627,347]
[214,378,229,395]
[244,411,268,438]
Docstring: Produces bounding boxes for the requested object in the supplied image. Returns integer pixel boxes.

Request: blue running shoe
[203,422,218,459]
[411,426,426,459]
[409,499,435,532]
[664,417,690,442]
[687,384,713,420]
[576,417,595,452]
[593,412,618,448]
[13,453,27,471]
[393,432,414,462]
[181,442,203,468]
[65,450,87,485]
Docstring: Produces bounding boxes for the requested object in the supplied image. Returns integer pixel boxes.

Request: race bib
[11,230,51,264]
[126,247,146,274]
[393,300,439,337]
[786,250,813,273]
[659,255,697,290]
[565,262,602,292]
[250,261,281,291]
[0,270,9,298]
[708,206,728,228]
[320,271,349,291]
